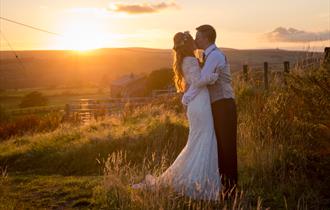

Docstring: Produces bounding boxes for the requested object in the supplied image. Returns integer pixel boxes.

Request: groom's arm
[181,72,218,106]
[195,52,226,88]
[181,53,224,105]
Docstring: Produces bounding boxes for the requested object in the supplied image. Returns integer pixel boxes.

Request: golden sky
[0,0,329,51]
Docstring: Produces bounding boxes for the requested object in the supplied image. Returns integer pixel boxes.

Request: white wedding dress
[132,56,221,201]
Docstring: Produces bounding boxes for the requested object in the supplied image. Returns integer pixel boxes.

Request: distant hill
[0,47,319,89]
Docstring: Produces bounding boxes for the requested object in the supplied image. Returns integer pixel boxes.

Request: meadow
[0,87,107,109]
[0,64,329,209]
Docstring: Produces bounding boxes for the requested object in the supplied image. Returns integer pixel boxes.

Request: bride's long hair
[172,32,195,92]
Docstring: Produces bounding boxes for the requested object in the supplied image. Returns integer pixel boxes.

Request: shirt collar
[204,44,217,57]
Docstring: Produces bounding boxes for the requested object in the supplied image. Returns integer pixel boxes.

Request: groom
[182,25,238,189]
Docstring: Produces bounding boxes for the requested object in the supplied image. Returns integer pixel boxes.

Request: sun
[60,22,107,51]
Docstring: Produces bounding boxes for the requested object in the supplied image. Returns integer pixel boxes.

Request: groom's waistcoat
[204,48,235,103]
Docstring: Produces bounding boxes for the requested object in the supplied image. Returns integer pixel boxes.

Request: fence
[9,105,64,115]
[238,48,328,89]
[64,89,178,122]
[239,61,292,89]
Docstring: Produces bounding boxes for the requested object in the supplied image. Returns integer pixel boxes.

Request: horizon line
[0,46,327,53]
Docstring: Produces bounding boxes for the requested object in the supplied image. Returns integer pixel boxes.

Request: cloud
[265,27,330,42]
[108,1,179,14]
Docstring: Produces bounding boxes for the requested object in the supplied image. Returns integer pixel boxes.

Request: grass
[0,66,329,209]
[0,175,101,209]
[0,87,107,109]
[0,103,187,176]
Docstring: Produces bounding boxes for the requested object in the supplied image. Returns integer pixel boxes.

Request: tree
[145,68,174,94]
[19,91,48,108]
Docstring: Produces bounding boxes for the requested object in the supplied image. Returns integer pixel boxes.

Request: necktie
[199,52,206,67]
[202,52,206,63]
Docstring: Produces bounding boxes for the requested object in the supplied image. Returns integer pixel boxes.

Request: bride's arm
[182,85,199,106]
[187,58,218,88]
[181,58,218,105]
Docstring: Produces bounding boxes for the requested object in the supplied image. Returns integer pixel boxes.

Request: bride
[131,31,221,201]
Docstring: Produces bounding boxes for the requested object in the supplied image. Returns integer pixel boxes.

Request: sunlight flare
[61,21,107,51]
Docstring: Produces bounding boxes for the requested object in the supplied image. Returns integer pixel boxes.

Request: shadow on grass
[0,121,188,177]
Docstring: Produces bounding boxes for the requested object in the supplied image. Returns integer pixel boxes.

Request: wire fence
[232,54,326,89]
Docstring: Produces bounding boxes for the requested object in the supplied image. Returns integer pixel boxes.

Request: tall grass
[99,66,329,209]
[0,66,329,209]
[0,111,64,141]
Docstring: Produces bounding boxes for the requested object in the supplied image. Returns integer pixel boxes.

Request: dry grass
[0,66,329,209]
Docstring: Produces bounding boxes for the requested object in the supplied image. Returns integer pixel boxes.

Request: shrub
[0,106,10,123]
[19,91,48,108]
[0,112,62,140]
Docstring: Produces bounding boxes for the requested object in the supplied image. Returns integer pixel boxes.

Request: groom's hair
[196,25,216,44]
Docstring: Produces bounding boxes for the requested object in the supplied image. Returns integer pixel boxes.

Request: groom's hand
[181,95,189,106]
[208,73,219,85]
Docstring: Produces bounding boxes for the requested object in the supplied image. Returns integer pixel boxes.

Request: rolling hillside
[0,48,315,89]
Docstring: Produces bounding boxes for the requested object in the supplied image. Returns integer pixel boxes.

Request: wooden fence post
[264,62,269,90]
[284,61,290,73]
[324,47,330,67]
[64,104,71,120]
[283,61,290,85]
[243,64,248,82]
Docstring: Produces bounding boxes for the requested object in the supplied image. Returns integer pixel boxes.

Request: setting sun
[59,21,107,51]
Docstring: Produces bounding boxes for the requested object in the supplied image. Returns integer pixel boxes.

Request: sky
[0,0,329,51]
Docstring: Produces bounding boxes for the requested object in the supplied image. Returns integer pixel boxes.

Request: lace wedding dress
[132,56,221,201]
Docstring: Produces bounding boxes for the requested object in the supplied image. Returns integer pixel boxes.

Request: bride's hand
[209,73,219,84]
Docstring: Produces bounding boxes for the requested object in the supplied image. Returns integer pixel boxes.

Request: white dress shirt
[182,44,233,105]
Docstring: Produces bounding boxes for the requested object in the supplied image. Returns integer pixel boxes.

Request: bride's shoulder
[182,56,199,67]
[183,56,198,63]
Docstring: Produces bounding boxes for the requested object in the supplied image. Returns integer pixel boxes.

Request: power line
[0,30,27,74]
[0,16,62,36]
[0,17,172,54]
[0,16,62,74]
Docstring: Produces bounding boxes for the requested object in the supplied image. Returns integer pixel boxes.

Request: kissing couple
[132,24,238,201]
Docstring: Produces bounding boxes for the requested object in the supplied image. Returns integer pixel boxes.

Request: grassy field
[0,87,109,109]
[0,65,329,209]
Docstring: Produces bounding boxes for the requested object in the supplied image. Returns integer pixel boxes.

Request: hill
[0,48,316,89]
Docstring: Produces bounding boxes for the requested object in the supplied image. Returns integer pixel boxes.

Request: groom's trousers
[211,98,238,188]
